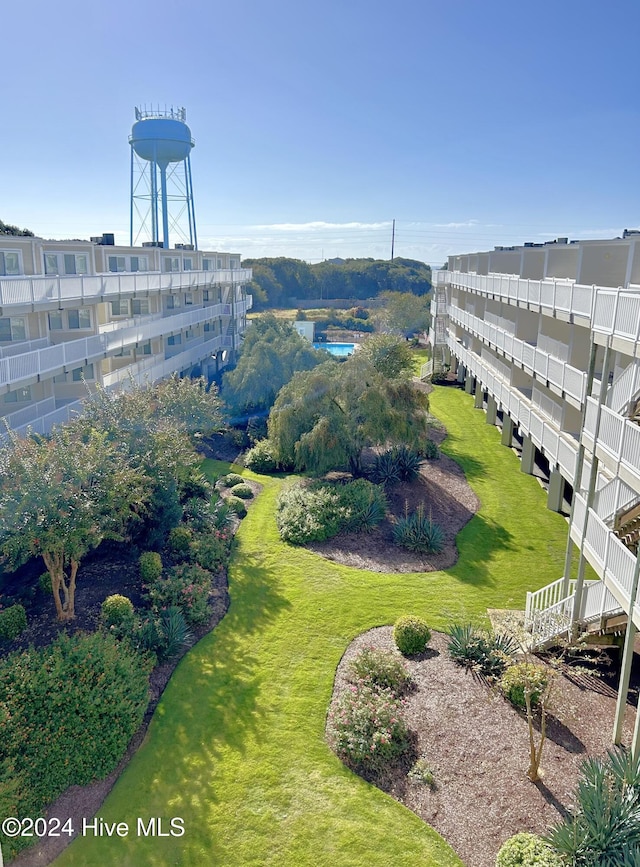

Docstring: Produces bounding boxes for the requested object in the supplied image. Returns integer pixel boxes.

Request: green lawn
[56,387,571,867]
[411,346,430,377]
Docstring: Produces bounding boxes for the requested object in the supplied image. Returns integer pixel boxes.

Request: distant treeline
[241,257,432,308]
[0,219,34,237]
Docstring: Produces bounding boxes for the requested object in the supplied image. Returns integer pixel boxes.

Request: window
[203,259,211,271]
[4,386,31,404]
[217,259,222,269]
[183,258,193,271]
[185,329,194,340]
[108,256,126,273]
[167,334,182,346]
[204,322,215,333]
[166,295,180,310]
[203,289,210,301]
[131,299,149,315]
[45,254,59,275]
[68,308,91,329]
[0,317,26,342]
[114,347,132,357]
[71,363,94,382]
[184,292,193,306]
[0,251,20,276]
[130,256,148,272]
[139,341,152,355]
[48,311,63,330]
[230,259,238,269]
[111,298,129,316]
[45,253,88,275]
[163,257,179,272]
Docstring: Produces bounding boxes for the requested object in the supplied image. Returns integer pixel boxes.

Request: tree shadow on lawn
[448,514,515,587]
[438,434,488,481]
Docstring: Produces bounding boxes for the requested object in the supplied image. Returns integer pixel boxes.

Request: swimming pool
[313,342,357,358]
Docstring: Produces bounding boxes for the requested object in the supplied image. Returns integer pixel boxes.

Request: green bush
[0,632,150,855]
[193,529,232,574]
[182,497,215,532]
[244,439,279,473]
[211,498,234,530]
[276,479,387,545]
[178,473,212,503]
[226,496,247,518]
[327,684,409,770]
[371,451,401,487]
[0,604,27,641]
[501,662,548,709]
[38,571,52,594]
[393,615,431,655]
[156,606,193,661]
[496,833,563,867]
[246,415,268,444]
[145,562,212,626]
[393,503,444,553]
[230,483,254,500]
[100,594,134,628]
[446,623,518,679]
[168,525,194,557]
[393,445,422,481]
[221,473,244,488]
[347,646,413,695]
[139,551,163,583]
[422,439,440,460]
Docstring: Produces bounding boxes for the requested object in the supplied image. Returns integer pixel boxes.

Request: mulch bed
[328,627,634,867]
[307,431,479,573]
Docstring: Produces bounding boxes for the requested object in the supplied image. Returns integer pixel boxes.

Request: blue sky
[3,0,640,265]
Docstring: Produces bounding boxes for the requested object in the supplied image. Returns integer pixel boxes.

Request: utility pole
[391,219,395,260]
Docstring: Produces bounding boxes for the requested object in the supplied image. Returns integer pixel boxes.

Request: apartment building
[430,232,640,748]
[0,235,252,437]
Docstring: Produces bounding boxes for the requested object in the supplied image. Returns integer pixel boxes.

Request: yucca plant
[158,606,193,661]
[371,450,401,487]
[393,503,444,553]
[545,748,640,864]
[446,622,518,679]
[393,445,422,481]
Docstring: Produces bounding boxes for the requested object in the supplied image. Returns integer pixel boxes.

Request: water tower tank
[129,106,198,249]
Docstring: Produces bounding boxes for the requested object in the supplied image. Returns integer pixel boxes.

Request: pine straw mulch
[329,627,635,867]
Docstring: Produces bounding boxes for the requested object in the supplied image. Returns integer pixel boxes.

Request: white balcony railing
[0,268,252,309]
[448,336,579,482]
[0,297,251,389]
[448,305,587,403]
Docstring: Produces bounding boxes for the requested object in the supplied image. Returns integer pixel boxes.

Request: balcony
[0,268,252,310]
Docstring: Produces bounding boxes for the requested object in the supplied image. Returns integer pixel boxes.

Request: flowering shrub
[193,529,232,574]
[327,684,409,769]
[496,833,562,867]
[145,562,212,626]
[347,647,413,695]
[100,594,134,628]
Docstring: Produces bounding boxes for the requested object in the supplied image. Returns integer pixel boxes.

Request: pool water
[313,342,356,358]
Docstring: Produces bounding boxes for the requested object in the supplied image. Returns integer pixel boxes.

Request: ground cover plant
[54,387,574,867]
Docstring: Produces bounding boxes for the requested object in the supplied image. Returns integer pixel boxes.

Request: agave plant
[371,450,401,487]
[393,445,422,481]
[393,503,444,553]
[446,622,518,679]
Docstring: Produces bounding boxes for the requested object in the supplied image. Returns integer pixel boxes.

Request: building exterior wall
[0,235,251,436]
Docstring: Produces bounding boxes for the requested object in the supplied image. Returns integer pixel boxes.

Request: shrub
[246,415,268,444]
[327,684,409,770]
[156,606,193,661]
[139,551,163,583]
[501,662,548,709]
[276,480,387,545]
[0,604,27,641]
[100,594,134,628]
[38,571,52,594]
[446,623,518,679]
[394,615,431,656]
[393,503,444,554]
[347,647,413,695]
[221,473,244,488]
[408,757,436,788]
[145,562,212,626]
[168,526,194,557]
[211,498,234,530]
[422,439,440,461]
[178,473,212,502]
[496,833,563,867]
[244,439,279,473]
[0,632,150,845]
[230,483,253,500]
[193,529,232,574]
[226,496,247,518]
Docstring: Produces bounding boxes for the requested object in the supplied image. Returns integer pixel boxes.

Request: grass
[410,346,430,377]
[55,387,572,867]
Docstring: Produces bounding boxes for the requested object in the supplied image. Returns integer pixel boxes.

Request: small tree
[501,662,553,783]
[0,427,149,621]
[360,334,415,379]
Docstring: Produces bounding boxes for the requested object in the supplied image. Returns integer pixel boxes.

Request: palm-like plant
[546,748,640,864]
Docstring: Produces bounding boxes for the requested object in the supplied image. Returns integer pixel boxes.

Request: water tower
[129,105,198,249]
